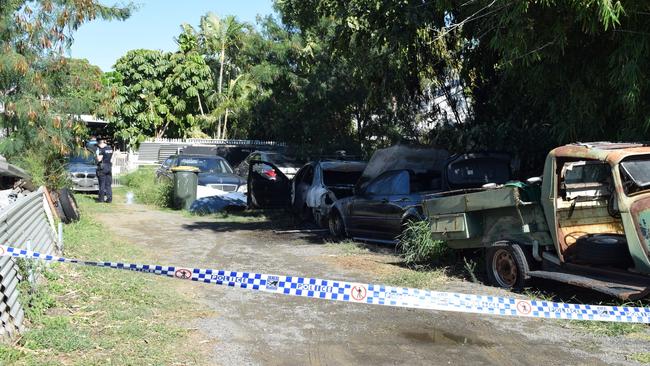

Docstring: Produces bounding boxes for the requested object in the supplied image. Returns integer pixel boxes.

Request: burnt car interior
[555,158,632,268]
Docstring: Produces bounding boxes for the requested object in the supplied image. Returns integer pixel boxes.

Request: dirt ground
[93,203,650,366]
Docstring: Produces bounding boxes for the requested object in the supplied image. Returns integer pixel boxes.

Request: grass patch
[120,167,173,208]
[397,220,451,266]
[1,198,208,365]
[629,353,650,364]
[381,268,449,289]
[569,320,647,337]
[325,240,369,256]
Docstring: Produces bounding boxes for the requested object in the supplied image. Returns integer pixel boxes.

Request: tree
[276,0,650,172]
[110,49,173,147]
[199,12,245,138]
[0,1,131,187]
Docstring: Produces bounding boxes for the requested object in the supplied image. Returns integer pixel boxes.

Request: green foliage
[630,353,650,364]
[121,168,173,208]
[278,0,650,172]
[398,220,450,265]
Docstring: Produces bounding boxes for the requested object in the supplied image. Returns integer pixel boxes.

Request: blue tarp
[190,194,247,215]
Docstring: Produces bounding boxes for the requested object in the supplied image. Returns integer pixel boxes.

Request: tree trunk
[197,94,205,115]
[223,108,229,140]
[218,42,226,95]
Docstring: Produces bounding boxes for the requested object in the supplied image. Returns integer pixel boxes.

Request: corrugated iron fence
[0,188,59,339]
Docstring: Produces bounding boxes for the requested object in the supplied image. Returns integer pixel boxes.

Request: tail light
[263,168,277,180]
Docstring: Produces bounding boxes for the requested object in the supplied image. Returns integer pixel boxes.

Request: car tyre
[485,243,530,290]
[328,210,346,240]
[312,208,326,228]
[59,188,80,223]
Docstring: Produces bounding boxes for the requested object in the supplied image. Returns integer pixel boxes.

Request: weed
[629,353,650,364]
[521,289,556,302]
[120,167,173,208]
[463,257,479,283]
[397,220,450,265]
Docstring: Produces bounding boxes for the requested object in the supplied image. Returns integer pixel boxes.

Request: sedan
[67,153,99,192]
[156,154,246,192]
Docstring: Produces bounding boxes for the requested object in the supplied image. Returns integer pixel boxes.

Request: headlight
[237,184,247,193]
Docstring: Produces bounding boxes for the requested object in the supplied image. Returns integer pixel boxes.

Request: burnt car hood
[356,145,449,191]
[198,173,244,186]
[67,163,96,174]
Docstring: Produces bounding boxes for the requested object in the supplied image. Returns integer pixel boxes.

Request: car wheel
[312,208,326,228]
[59,188,81,223]
[328,210,346,239]
[485,243,530,290]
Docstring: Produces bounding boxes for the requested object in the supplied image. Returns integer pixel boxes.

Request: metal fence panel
[0,188,59,340]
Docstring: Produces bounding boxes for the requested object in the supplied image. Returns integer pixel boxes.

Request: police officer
[96,138,114,203]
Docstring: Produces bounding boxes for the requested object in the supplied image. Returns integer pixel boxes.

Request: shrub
[121,168,172,208]
[398,220,451,266]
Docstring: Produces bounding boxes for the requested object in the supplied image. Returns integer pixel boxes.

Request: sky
[69,0,276,71]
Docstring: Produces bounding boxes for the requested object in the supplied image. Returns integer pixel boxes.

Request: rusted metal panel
[529,269,650,300]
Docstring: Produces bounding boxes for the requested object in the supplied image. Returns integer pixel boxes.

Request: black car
[156,154,246,192]
[327,149,513,244]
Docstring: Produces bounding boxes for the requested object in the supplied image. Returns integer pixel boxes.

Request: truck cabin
[550,143,650,269]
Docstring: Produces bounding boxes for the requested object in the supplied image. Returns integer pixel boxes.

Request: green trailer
[422,142,650,300]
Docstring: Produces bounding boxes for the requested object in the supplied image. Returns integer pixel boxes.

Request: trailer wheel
[486,243,530,290]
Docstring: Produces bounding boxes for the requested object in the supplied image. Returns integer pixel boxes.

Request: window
[560,160,611,200]
[162,157,175,169]
[365,170,410,196]
[302,166,314,184]
[177,157,233,174]
[620,155,650,195]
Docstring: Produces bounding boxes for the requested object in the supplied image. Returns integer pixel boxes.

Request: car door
[247,160,291,208]
[237,153,256,179]
[349,170,409,240]
[157,156,176,181]
[292,165,314,214]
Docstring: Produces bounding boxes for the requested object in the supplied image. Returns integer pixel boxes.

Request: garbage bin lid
[171,166,200,173]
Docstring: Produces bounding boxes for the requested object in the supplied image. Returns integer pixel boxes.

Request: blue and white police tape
[1,244,649,324]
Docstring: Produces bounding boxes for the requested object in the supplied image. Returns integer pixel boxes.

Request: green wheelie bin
[171,166,199,210]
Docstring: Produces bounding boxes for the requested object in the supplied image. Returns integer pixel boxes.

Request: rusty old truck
[423,142,650,300]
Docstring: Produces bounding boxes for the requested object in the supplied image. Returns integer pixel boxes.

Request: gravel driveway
[94,203,650,366]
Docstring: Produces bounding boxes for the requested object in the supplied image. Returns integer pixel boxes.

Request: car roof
[551,142,650,164]
[176,154,226,160]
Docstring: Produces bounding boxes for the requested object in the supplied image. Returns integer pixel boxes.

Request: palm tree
[199,13,243,138]
[208,73,256,139]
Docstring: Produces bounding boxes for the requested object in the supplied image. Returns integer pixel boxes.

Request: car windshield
[620,156,650,195]
[177,157,233,174]
[69,154,95,165]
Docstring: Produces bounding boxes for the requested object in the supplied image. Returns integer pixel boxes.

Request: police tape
[1,245,649,324]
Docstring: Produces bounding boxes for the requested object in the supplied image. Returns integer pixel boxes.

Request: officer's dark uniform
[96,144,114,203]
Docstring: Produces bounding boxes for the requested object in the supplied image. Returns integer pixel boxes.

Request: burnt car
[67,153,99,192]
[328,147,513,244]
[156,154,246,192]
[247,159,367,225]
[235,151,301,179]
